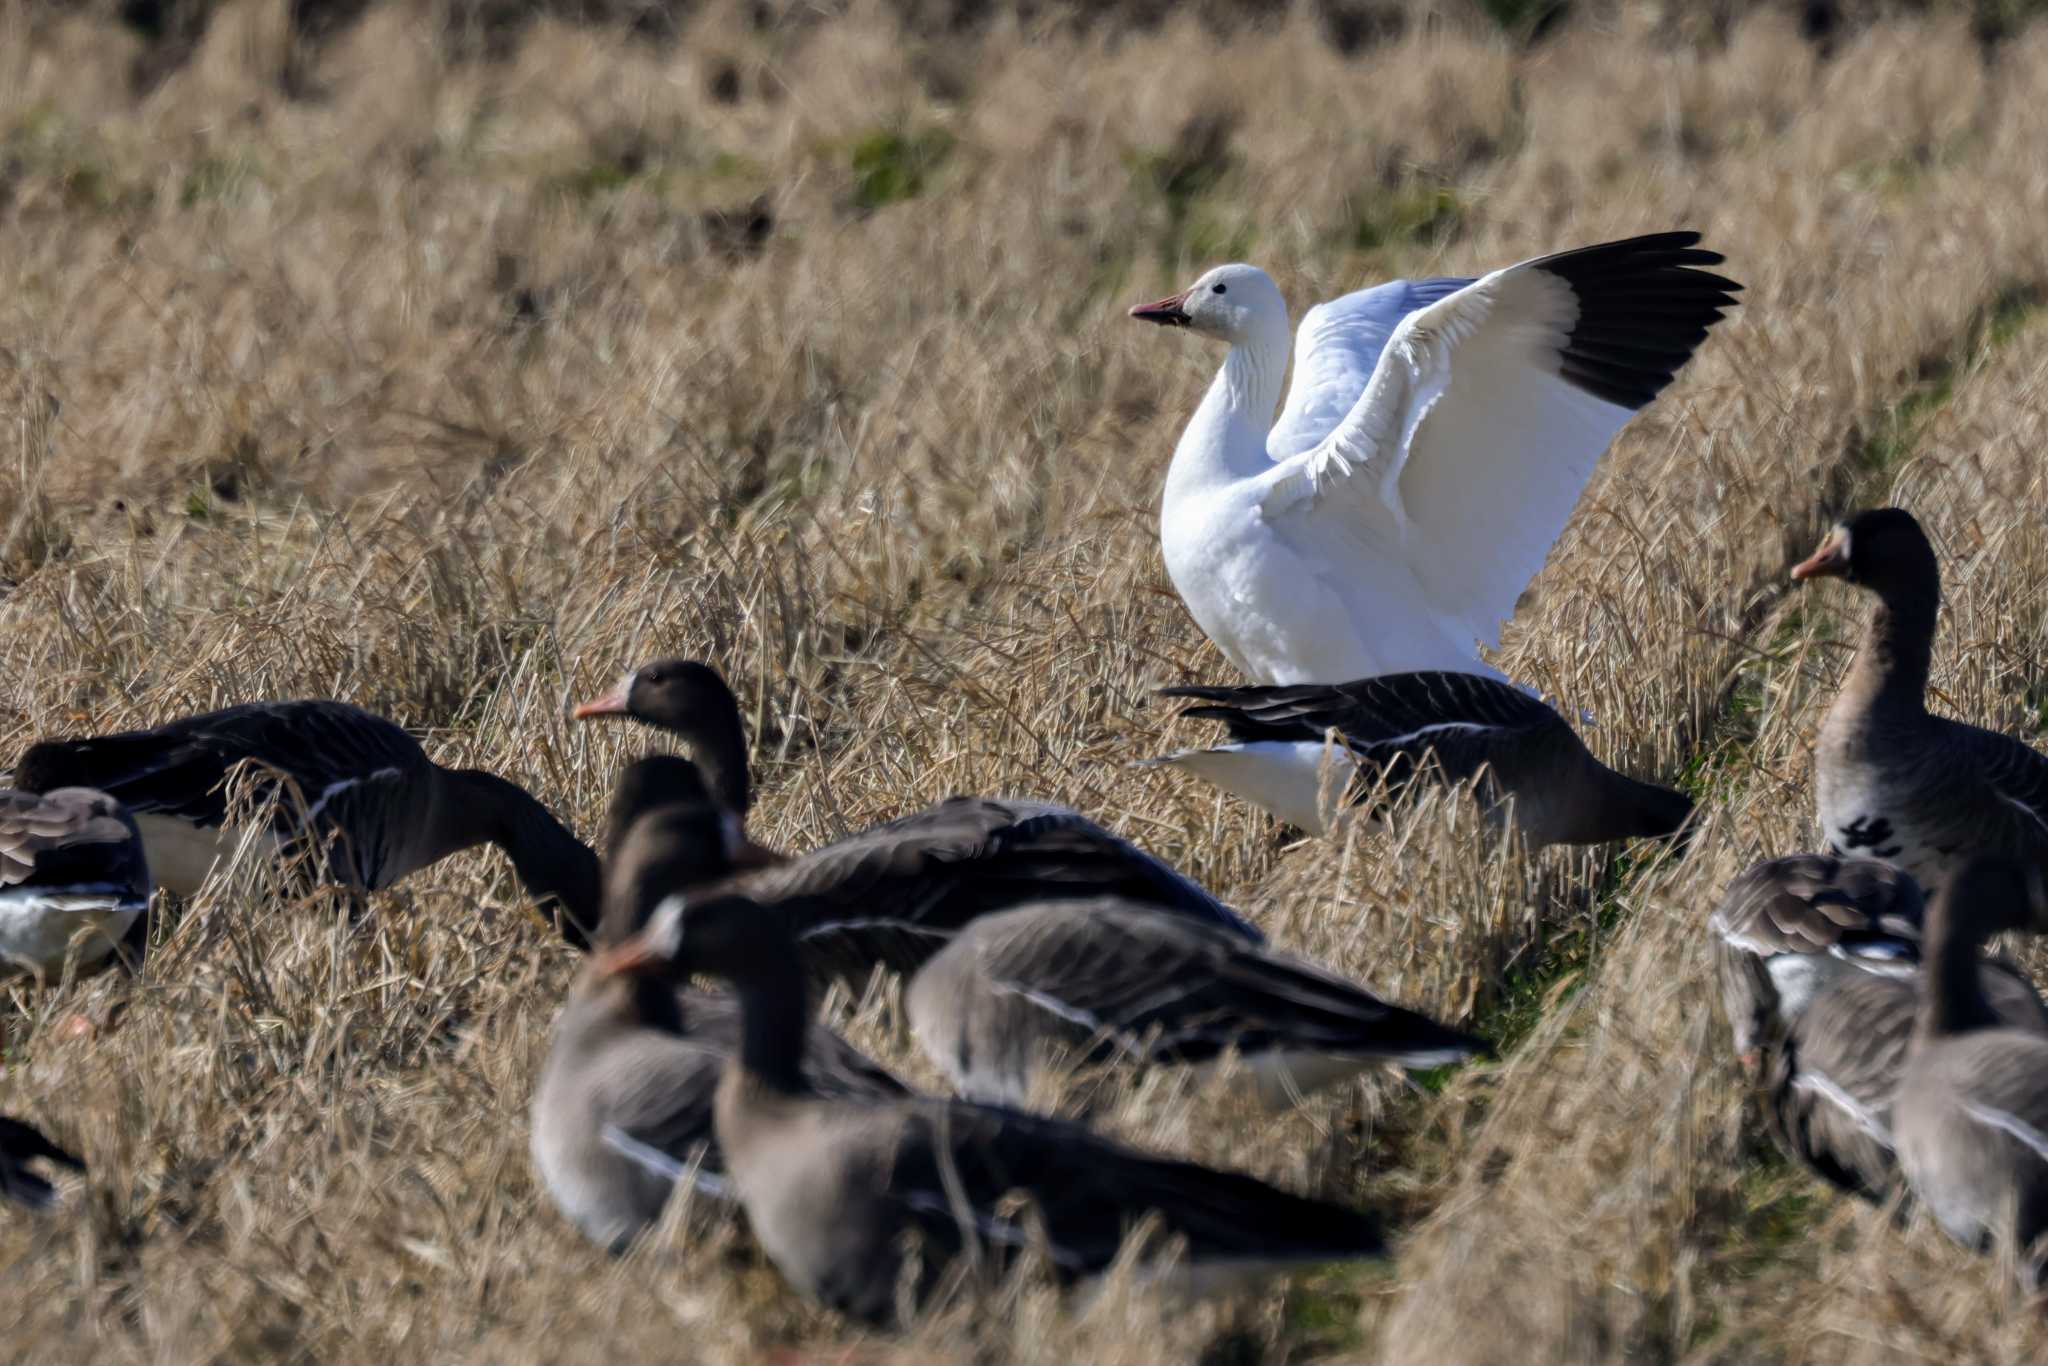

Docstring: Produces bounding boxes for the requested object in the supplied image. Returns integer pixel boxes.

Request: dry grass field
[6,0,2048,1359]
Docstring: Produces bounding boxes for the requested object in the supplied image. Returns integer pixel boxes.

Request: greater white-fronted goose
[1142,674,1693,848]
[1710,853,1923,1069]
[573,659,1261,985]
[531,757,907,1251]
[0,787,150,977]
[1794,507,2048,919]
[1892,856,2048,1286]
[905,896,1487,1108]
[0,1115,84,1209]
[16,701,602,947]
[595,893,1384,1326]
[1714,854,2046,1201]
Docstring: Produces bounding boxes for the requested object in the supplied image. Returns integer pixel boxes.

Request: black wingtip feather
[1525,231,1741,410]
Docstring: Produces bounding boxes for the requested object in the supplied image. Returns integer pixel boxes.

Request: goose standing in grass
[15,700,602,947]
[1713,854,2047,1202]
[0,787,151,977]
[0,1116,84,1209]
[905,895,1487,1109]
[572,659,1260,985]
[1141,674,1692,847]
[1128,232,1739,684]
[531,756,907,1252]
[1892,856,2048,1285]
[595,892,1384,1327]
[1794,507,2048,918]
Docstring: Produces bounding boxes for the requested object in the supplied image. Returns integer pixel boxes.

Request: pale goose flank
[1715,856,2047,1202]
[16,701,602,947]
[595,893,1384,1327]
[905,895,1487,1109]
[1131,232,1737,685]
[531,757,907,1252]
[1144,673,1692,847]
[0,787,150,977]
[1893,856,2048,1287]
[574,658,1260,985]
[1794,507,2048,918]
[0,1115,84,1210]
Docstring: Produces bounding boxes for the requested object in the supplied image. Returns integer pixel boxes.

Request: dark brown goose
[0,1115,84,1209]
[530,757,907,1251]
[0,787,151,977]
[596,892,1384,1327]
[1142,674,1693,848]
[15,701,601,947]
[573,659,1260,986]
[905,896,1487,1109]
[1714,854,2046,1201]
[1794,508,2048,919]
[1893,856,2048,1285]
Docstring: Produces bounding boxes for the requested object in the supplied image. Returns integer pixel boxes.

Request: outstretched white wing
[1265,276,1475,461]
[1259,233,1738,657]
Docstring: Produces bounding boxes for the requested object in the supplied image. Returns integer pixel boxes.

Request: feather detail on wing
[1258,233,1737,657]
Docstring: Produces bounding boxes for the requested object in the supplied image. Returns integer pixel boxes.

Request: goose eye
[1213,283,1227,295]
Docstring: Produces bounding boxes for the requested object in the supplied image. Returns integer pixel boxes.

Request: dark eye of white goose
[1213,283,1227,295]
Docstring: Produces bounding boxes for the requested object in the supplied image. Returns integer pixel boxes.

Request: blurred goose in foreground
[1143,674,1692,847]
[1710,854,1925,1070]
[596,893,1384,1326]
[574,659,1260,985]
[1715,856,2048,1202]
[906,896,1487,1109]
[0,1116,84,1209]
[1794,507,2048,921]
[531,758,907,1251]
[16,700,602,947]
[1129,232,1738,684]
[1893,857,2048,1285]
[0,787,150,977]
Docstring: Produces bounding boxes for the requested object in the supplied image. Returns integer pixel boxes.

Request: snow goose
[573,658,1260,985]
[0,1116,84,1209]
[595,892,1384,1326]
[532,760,906,1251]
[1129,232,1739,683]
[1794,508,2048,919]
[1142,673,1692,846]
[15,701,602,947]
[1712,855,2046,1202]
[1892,856,2048,1286]
[0,787,150,978]
[905,895,1486,1110]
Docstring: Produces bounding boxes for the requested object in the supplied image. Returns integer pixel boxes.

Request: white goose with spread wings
[1129,232,1740,684]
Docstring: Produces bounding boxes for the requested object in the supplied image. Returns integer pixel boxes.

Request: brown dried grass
[4,2,2048,1360]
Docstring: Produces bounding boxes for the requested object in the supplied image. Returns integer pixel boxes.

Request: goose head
[595,887,773,984]
[573,658,733,734]
[1128,264,1286,345]
[1790,507,1936,595]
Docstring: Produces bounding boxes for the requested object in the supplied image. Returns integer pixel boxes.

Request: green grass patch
[180,154,260,208]
[1349,182,1465,253]
[848,127,954,212]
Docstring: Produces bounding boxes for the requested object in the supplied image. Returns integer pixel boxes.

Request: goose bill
[1127,291,1191,327]
[572,677,634,720]
[1791,530,1850,581]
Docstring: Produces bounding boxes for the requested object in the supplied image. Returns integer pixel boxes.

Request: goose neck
[1914,908,2001,1043]
[1164,324,1290,499]
[443,767,603,948]
[728,947,810,1094]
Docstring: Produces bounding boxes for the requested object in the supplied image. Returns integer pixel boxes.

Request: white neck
[1163,319,1290,503]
